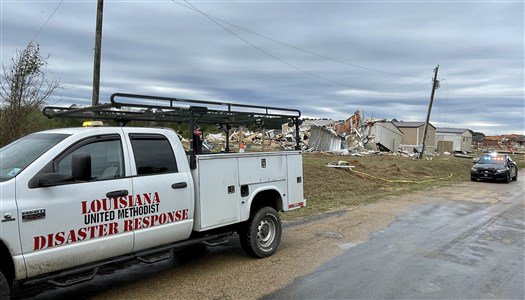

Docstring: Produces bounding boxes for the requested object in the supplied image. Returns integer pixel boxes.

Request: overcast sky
[2,0,523,135]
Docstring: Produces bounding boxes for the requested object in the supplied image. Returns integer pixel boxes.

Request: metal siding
[371,123,403,151]
[308,126,341,151]
[436,132,470,152]
[398,127,418,145]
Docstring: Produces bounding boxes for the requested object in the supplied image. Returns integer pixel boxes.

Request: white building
[435,128,472,152]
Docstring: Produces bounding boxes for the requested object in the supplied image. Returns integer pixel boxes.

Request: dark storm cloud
[1,1,523,135]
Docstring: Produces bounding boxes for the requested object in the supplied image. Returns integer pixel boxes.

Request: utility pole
[419,65,440,159]
[92,0,104,106]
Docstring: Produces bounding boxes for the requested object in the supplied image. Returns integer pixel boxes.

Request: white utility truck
[0,93,305,297]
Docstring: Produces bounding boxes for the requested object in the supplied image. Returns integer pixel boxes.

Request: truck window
[57,138,124,180]
[130,134,178,175]
[0,133,69,182]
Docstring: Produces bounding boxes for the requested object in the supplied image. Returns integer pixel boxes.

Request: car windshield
[477,155,506,165]
[0,133,70,182]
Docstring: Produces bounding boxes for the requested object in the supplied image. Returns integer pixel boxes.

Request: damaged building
[306,111,403,154]
[308,125,341,152]
[200,111,449,156]
[363,121,403,152]
[393,121,436,153]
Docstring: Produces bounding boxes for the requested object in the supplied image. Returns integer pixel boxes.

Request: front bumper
[471,170,509,180]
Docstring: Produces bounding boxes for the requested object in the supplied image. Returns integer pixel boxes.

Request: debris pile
[202,129,308,152]
[304,111,404,156]
[198,111,411,155]
[197,111,491,158]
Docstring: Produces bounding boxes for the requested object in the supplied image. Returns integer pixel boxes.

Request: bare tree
[0,42,60,146]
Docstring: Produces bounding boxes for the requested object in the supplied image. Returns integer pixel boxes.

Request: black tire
[505,173,511,183]
[470,177,477,182]
[239,207,282,258]
[512,171,518,181]
[0,271,9,300]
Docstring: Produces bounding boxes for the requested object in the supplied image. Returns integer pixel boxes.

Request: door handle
[106,190,129,198]
[171,182,188,189]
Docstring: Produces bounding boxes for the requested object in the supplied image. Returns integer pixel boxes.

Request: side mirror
[38,173,73,187]
[72,153,91,181]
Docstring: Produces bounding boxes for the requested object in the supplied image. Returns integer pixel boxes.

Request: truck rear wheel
[0,271,9,300]
[239,207,282,258]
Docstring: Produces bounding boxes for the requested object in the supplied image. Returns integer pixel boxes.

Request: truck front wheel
[239,207,282,258]
[0,271,9,300]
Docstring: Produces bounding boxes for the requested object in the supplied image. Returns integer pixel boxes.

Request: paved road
[266,179,525,299]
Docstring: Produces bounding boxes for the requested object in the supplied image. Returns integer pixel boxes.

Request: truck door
[124,131,193,252]
[16,133,134,278]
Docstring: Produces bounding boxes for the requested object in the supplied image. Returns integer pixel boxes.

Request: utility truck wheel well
[0,241,14,286]
[250,190,283,215]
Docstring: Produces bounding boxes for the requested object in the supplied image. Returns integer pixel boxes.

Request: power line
[172,0,423,79]
[177,0,428,92]
[30,0,65,43]
[180,0,355,89]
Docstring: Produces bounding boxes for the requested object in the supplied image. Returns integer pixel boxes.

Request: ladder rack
[43,93,303,167]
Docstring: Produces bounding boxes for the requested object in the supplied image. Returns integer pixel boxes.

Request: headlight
[495,168,508,173]
[471,167,478,172]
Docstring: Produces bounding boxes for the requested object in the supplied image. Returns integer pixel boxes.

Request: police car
[471,153,518,183]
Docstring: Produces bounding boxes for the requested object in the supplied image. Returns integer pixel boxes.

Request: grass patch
[283,153,473,220]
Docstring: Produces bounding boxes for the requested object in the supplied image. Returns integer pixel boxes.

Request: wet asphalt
[265,181,525,299]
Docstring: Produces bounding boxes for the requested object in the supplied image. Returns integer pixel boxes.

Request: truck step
[47,267,99,287]
[137,249,174,264]
[202,235,231,247]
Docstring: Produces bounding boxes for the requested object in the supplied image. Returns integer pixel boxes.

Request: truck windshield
[0,133,70,182]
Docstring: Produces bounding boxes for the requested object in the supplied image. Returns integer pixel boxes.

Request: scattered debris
[303,110,405,155]
[198,111,507,158]
[325,161,355,169]
[454,153,474,159]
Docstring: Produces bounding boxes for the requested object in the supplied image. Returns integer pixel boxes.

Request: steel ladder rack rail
[42,93,304,167]
[43,92,301,125]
